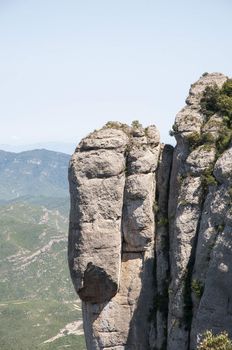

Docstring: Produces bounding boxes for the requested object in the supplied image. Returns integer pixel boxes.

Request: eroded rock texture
[68,73,232,350]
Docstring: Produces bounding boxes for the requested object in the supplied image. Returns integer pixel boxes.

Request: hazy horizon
[0,141,76,154]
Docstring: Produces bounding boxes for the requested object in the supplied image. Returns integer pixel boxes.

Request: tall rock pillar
[68,123,161,349]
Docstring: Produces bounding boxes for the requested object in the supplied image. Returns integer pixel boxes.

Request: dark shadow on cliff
[124,254,155,350]
[192,226,232,341]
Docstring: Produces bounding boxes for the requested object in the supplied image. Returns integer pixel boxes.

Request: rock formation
[68,73,232,349]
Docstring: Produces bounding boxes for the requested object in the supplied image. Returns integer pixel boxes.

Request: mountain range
[0,149,70,200]
[0,142,76,154]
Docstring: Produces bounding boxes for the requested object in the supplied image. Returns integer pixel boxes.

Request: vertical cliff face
[68,73,232,350]
[68,123,162,349]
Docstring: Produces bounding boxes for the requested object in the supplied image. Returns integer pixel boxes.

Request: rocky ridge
[68,73,232,349]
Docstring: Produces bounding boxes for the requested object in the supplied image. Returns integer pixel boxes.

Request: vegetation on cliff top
[169,79,232,147]
[200,79,232,154]
[200,79,232,124]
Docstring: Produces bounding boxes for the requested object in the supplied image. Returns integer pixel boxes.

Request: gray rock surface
[68,128,127,303]
[68,73,232,350]
[69,124,160,349]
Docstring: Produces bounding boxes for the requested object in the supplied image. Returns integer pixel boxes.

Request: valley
[0,149,86,350]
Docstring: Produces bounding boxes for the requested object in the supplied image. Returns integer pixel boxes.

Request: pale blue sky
[0,0,231,150]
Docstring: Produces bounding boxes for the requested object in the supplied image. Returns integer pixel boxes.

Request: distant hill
[0,149,70,200]
[0,142,76,154]
[0,200,71,301]
[0,149,86,349]
[0,199,85,350]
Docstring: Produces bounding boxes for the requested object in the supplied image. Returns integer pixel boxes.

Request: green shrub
[191,279,204,299]
[200,85,220,118]
[217,95,232,118]
[201,168,217,190]
[202,132,215,144]
[105,121,130,135]
[131,120,142,128]
[198,330,232,350]
[200,79,232,126]
[157,217,169,227]
[187,78,232,154]
[215,126,232,157]
[105,121,121,128]
[186,132,202,150]
[221,79,232,97]
[202,174,217,187]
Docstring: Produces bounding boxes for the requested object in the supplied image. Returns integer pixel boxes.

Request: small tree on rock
[198,330,232,350]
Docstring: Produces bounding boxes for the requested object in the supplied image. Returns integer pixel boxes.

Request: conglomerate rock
[68,73,232,350]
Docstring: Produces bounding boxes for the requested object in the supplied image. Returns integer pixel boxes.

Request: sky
[0,0,232,152]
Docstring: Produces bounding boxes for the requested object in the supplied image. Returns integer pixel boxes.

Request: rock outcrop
[68,73,232,349]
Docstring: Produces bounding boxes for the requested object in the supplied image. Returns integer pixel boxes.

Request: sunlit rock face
[68,123,161,349]
[68,73,232,350]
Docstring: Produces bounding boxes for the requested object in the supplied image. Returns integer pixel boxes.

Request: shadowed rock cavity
[78,263,118,304]
[68,73,232,350]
